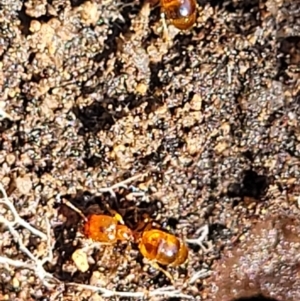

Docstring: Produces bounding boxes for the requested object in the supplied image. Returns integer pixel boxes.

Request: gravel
[0,0,300,300]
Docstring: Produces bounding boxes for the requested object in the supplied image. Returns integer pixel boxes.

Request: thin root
[98,173,148,199]
[0,183,59,288]
[189,268,211,284]
[67,282,194,299]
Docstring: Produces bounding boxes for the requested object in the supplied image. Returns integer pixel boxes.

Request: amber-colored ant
[159,0,197,30]
[138,228,188,266]
[83,213,134,244]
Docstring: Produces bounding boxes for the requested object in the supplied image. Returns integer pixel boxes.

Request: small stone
[190,94,202,111]
[6,154,16,166]
[214,141,228,154]
[80,1,100,26]
[12,277,20,289]
[29,20,41,33]
[136,82,148,95]
[15,175,32,195]
[72,249,89,273]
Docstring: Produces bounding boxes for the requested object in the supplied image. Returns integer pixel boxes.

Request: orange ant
[137,227,189,280]
[83,213,134,244]
[160,0,197,30]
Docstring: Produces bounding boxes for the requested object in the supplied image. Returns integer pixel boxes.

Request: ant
[159,0,197,30]
[138,227,189,279]
[83,213,134,243]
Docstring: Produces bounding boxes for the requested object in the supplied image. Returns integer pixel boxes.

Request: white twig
[67,283,194,299]
[185,225,212,285]
[0,183,47,240]
[61,198,87,221]
[0,183,58,288]
[186,225,211,253]
[150,286,194,299]
[0,256,33,269]
[186,224,209,244]
[227,64,232,84]
[189,269,211,284]
[34,216,57,287]
[98,173,147,199]
[67,283,143,297]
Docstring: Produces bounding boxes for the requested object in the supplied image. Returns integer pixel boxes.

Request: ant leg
[150,262,174,283]
[131,217,153,242]
[189,269,211,284]
[143,223,152,232]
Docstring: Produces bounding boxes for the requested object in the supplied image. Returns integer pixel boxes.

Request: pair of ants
[83,210,188,281]
[62,188,208,282]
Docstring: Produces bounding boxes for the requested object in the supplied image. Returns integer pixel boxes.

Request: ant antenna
[61,198,88,222]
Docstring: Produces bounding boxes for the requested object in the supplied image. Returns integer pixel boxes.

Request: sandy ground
[0,0,300,300]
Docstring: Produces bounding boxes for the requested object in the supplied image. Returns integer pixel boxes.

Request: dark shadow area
[73,101,117,133]
[73,92,163,134]
[227,169,270,199]
[135,146,166,168]
[69,0,86,7]
[149,61,164,91]
[279,36,300,64]
[11,128,26,150]
[0,118,14,134]
[275,36,300,83]
[208,0,227,7]
[214,0,260,12]
[17,4,32,36]
[45,200,85,282]
[82,134,105,168]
